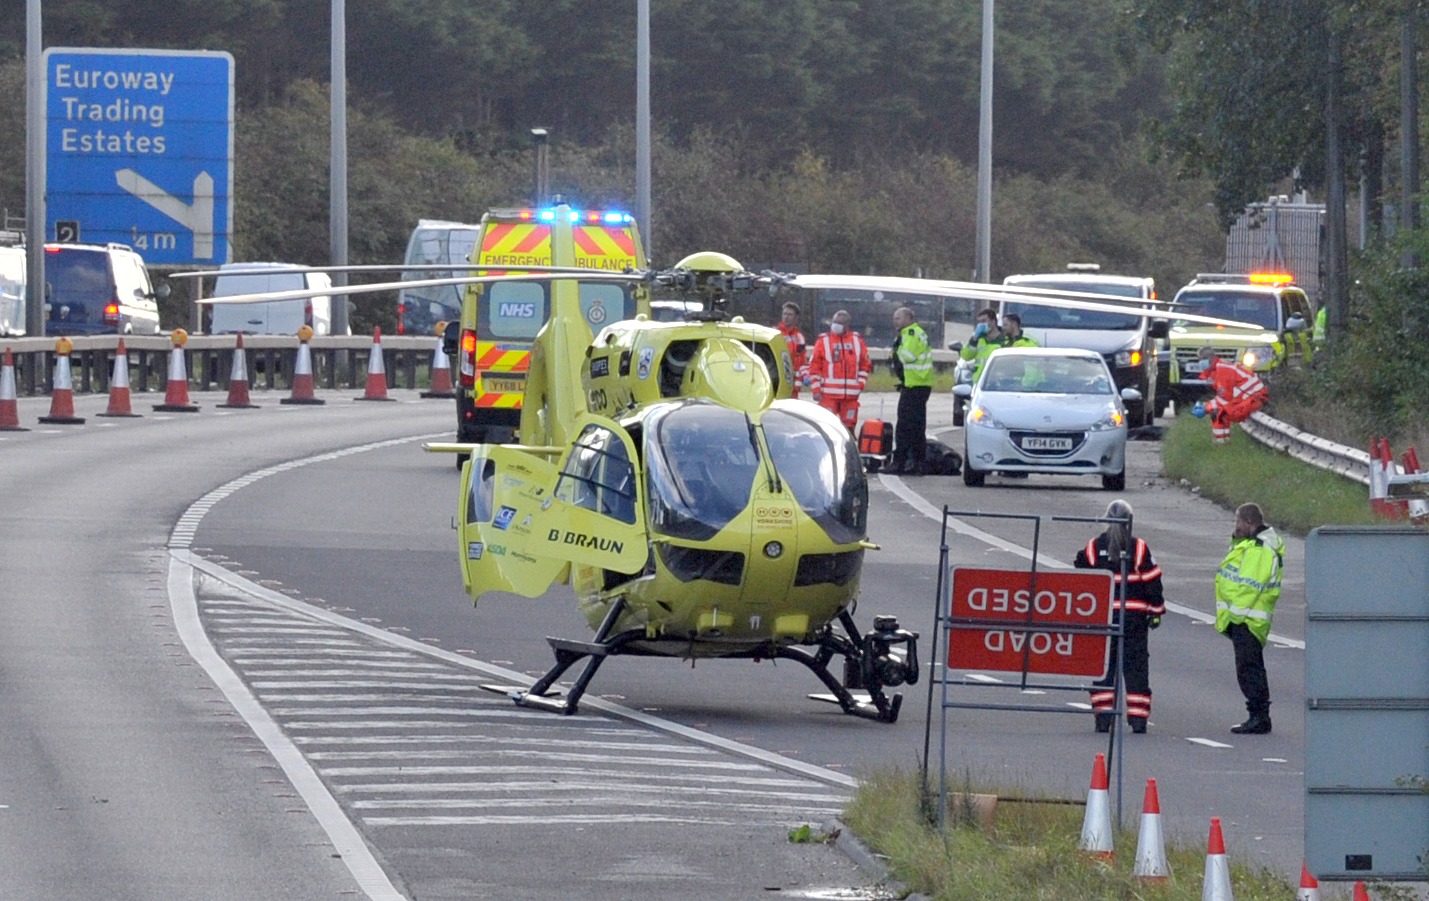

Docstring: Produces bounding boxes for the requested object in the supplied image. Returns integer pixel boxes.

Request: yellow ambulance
[452,204,649,447]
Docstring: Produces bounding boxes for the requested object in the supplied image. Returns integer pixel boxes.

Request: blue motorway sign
[45,48,234,265]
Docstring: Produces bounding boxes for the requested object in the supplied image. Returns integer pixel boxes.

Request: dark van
[44,243,163,336]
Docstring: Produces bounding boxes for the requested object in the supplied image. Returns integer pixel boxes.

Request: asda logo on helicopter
[547,529,624,554]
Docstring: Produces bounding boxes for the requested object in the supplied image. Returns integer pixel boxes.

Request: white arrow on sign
[115,168,216,259]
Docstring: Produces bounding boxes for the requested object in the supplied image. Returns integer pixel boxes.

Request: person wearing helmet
[1074,499,1165,734]
[1194,346,1267,443]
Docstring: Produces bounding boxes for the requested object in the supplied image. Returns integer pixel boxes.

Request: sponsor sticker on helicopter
[467,541,484,560]
[753,504,795,526]
[637,346,655,379]
[493,505,517,530]
[589,356,610,379]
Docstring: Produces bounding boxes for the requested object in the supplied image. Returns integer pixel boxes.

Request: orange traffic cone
[97,338,140,417]
[420,325,455,399]
[1296,862,1320,901]
[1078,753,1114,860]
[1201,817,1233,901]
[281,327,324,406]
[1352,881,1370,901]
[357,326,395,401]
[153,328,199,412]
[218,332,258,409]
[0,347,29,431]
[38,337,85,425]
[1132,778,1169,882]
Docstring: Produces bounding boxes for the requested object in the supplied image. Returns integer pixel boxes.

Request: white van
[0,245,25,336]
[207,263,342,335]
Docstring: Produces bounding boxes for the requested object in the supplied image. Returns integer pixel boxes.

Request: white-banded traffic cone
[1201,817,1233,901]
[281,327,324,406]
[1132,778,1169,882]
[1352,881,1370,901]
[1078,753,1114,860]
[1369,437,1404,519]
[153,329,199,412]
[218,332,258,409]
[97,338,140,417]
[0,347,28,431]
[1296,862,1320,901]
[420,323,455,399]
[1401,446,1428,523]
[39,338,85,425]
[357,326,394,401]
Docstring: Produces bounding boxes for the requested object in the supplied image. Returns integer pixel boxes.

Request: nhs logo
[498,302,537,318]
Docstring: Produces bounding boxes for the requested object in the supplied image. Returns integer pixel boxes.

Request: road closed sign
[947,567,1114,678]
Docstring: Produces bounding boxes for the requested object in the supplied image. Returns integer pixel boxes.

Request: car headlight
[1241,345,1275,369]
[1113,349,1141,368]
[1089,407,1126,431]
[967,404,1004,429]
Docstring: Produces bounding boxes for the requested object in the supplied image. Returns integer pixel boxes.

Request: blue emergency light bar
[529,208,633,225]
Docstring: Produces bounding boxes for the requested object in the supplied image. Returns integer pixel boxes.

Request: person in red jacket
[1194,347,1268,444]
[777,301,808,398]
[1075,498,1166,734]
[804,309,872,429]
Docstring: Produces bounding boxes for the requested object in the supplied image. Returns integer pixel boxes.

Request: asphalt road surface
[2,387,1313,899]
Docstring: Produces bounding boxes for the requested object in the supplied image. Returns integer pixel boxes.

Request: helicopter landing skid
[482,603,919,725]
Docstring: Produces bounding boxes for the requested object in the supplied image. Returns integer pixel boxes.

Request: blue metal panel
[1304,526,1429,882]
[44,48,234,265]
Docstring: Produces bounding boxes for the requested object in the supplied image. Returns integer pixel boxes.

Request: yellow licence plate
[482,377,525,393]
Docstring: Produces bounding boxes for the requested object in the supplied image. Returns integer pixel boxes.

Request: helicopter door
[537,416,648,574]
[457,447,568,601]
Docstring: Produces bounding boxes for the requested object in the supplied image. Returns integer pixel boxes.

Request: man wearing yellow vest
[890,306,934,474]
[1215,502,1285,735]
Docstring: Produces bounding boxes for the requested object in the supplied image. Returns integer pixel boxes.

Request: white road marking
[1187,737,1233,749]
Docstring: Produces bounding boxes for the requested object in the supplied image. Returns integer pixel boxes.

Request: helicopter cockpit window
[761,407,867,545]
[555,425,637,525]
[645,402,760,541]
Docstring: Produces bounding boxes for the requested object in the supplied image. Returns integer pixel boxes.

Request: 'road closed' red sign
[947,567,1115,677]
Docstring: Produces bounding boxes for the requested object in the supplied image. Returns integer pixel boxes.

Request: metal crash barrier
[0,334,442,397]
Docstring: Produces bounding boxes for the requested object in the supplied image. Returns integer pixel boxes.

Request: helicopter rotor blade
[192,270,642,305]
[785,273,1262,331]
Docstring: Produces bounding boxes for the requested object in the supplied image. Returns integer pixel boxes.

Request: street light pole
[330,0,351,335]
[636,0,652,254]
[531,127,550,207]
[974,0,994,283]
[25,0,45,336]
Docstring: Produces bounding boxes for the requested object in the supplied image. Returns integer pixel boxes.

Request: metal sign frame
[921,508,1135,829]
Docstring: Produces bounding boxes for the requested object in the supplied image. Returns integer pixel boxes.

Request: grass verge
[1159,411,1381,536]
[840,769,1410,900]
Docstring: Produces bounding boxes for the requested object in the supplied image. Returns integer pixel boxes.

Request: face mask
[831,323,846,335]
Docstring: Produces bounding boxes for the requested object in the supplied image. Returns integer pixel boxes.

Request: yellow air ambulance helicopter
[193,202,1260,724]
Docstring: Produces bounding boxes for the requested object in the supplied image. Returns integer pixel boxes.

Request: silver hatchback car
[954,346,1139,491]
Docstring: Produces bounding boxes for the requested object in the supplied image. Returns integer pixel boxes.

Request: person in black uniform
[1074,499,1165,734]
